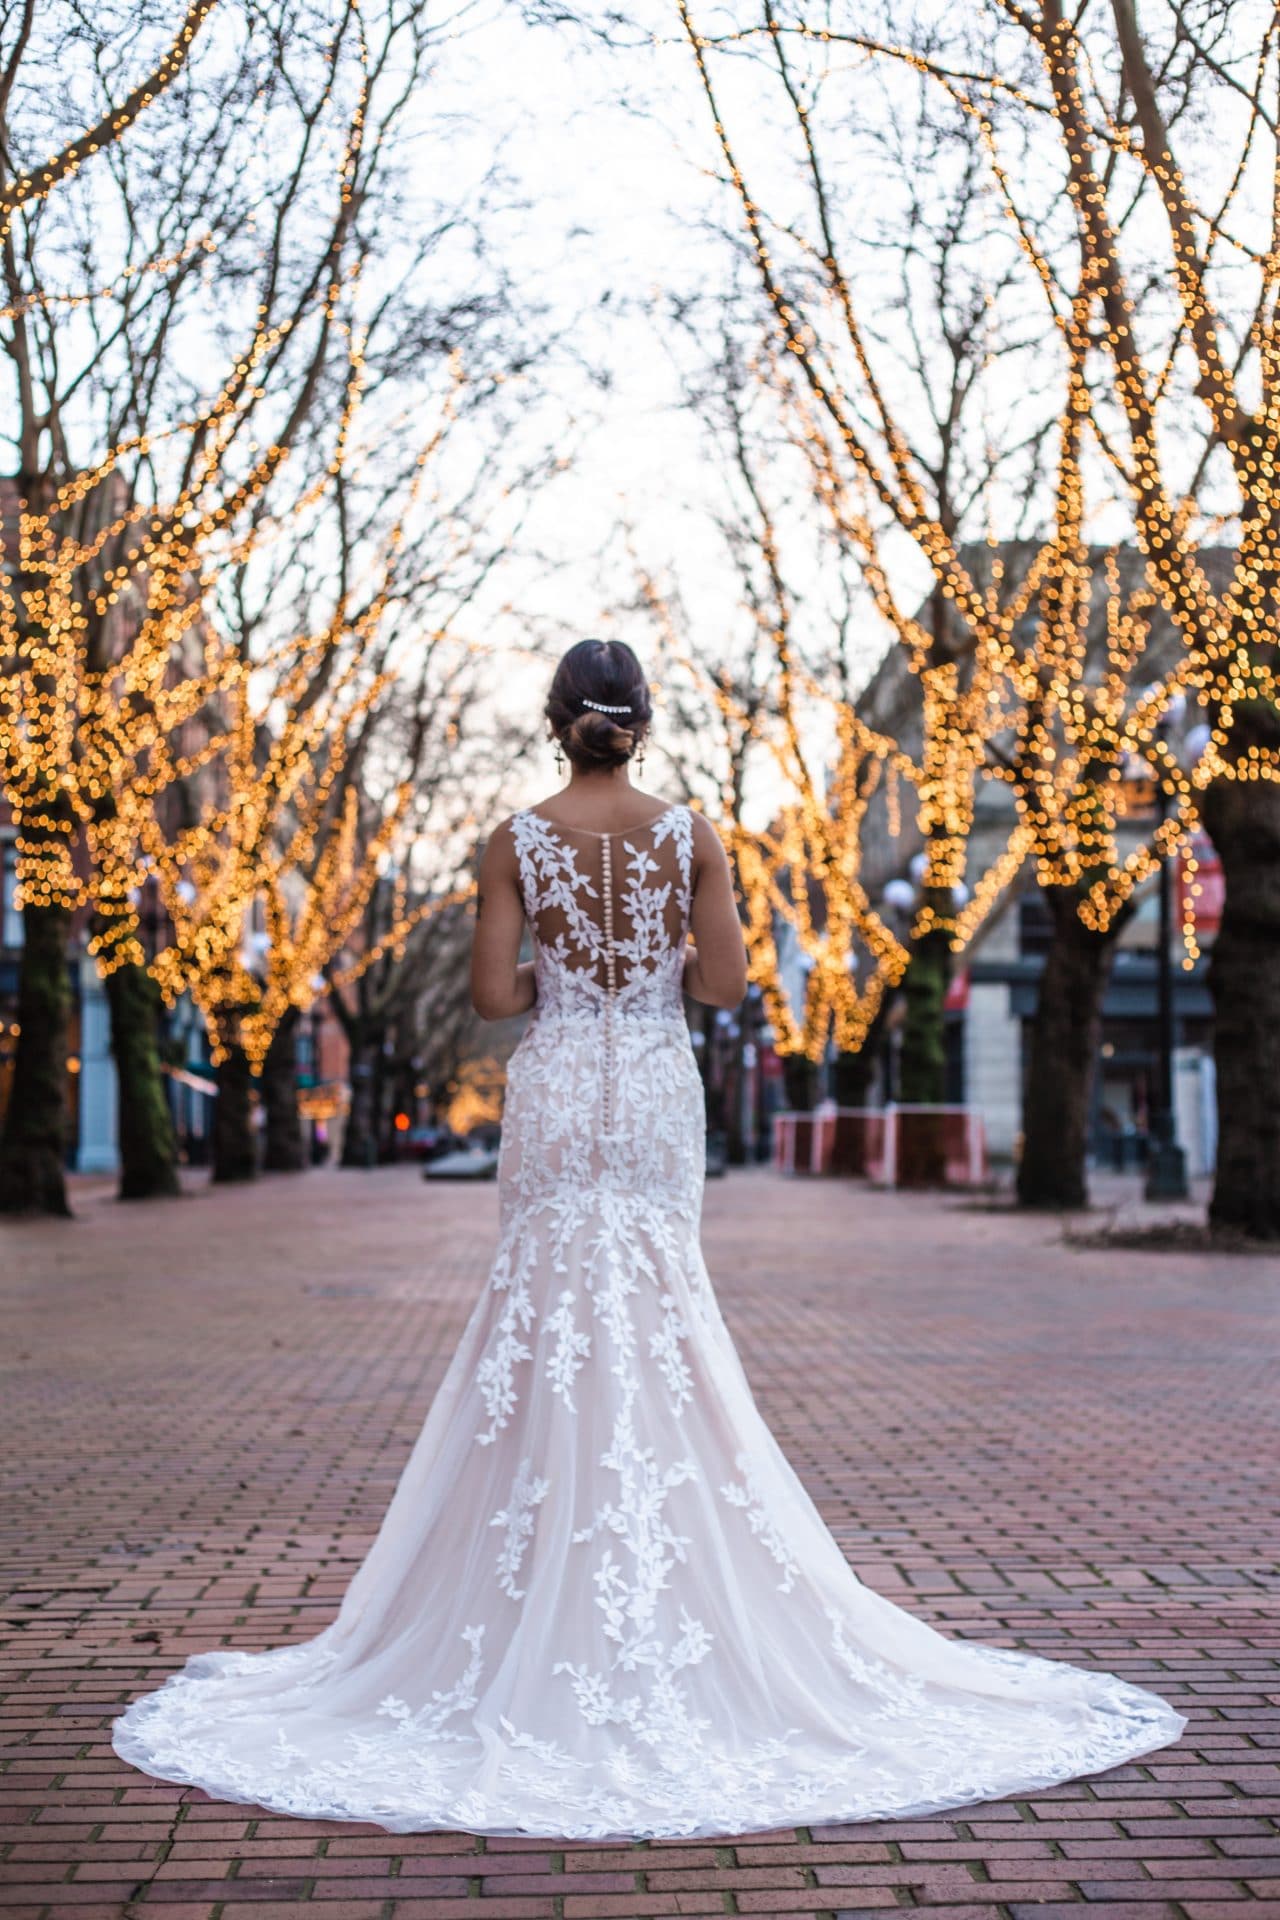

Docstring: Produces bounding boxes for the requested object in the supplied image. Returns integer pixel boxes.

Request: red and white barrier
[773,1104,988,1188]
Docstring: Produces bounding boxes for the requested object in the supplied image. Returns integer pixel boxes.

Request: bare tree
[997,0,1280,1232]
[670,0,1272,1211]
[0,0,541,1213]
[666,21,1101,1187]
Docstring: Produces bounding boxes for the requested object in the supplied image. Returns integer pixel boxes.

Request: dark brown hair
[545,639,653,771]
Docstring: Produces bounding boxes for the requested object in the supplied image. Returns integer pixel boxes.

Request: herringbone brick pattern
[2,1166,1277,1920]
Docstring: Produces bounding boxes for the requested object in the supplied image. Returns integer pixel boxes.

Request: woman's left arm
[470,824,537,1021]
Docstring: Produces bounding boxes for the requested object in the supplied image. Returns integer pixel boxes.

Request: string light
[677,3,1278,1001]
[2,286,472,1090]
[0,0,219,240]
[647,570,915,1065]
[0,0,490,1097]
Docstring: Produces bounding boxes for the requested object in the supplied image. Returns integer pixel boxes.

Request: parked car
[423,1144,500,1182]
[403,1124,463,1163]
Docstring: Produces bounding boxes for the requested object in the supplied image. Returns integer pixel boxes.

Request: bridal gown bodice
[112,800,1185,1840]
[499,803,704,1234]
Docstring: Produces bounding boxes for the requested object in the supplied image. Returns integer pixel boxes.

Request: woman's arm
[470,824,537,1021]
[683,811,749,1009]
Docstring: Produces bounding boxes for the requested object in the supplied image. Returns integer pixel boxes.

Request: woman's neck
[564,767,635,796]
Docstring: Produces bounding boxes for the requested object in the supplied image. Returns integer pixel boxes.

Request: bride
[113,637,1185,1839]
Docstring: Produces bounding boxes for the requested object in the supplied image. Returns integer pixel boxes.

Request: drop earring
[554,743,565,774]
[636,738,646,772]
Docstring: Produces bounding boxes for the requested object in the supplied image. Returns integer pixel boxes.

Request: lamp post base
[1145,1136,1189,1201]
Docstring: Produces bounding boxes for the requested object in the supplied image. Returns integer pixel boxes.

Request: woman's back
[510,801,694,1024]
[500,800,705,1222]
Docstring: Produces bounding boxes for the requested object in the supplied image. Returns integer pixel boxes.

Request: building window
[1017,892,1054,956]
[1,838,22,951]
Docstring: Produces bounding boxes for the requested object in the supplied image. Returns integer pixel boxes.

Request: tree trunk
[0,901,73,1216]
[261,1008,306,1173]
[897,917,951,1186]
[828,1044,870,1175]
[104,960,180,1200]
[1017,889,1118,1210]
[782,1053,818,1111]
[898,925,950,1103]
[1201,703,1280,1239]
[372,1044,393,1162]
[342,1035,381,1167]
[212,1042,257,1183]
[832,1044,875,1108]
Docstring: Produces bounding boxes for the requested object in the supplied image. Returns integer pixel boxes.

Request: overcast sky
[410,5,904,825]
[433,11,753,669]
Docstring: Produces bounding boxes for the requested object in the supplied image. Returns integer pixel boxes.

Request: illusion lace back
[112,801,1186,1838]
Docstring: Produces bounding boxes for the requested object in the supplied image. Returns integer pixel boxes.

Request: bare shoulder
[684,806,732,884]
[479,813,522,872]
[686,805,727,855]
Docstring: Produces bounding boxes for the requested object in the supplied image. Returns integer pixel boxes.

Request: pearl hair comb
[581,699,632,715]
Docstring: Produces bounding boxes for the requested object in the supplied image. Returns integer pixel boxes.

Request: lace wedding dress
[112,802,1186,1838]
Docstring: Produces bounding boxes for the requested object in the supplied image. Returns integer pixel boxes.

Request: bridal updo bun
[546,639,652,771]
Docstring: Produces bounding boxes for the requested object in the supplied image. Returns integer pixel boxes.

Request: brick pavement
[2,1165,1278,1920]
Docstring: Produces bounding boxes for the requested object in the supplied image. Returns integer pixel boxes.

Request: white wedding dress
[113,802,1186,1839]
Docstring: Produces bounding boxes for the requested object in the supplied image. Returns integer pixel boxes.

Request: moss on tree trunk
[1201,704,1280,1240]
[262,1008,306,1173]
[0,900,73,1216]
[897,917,951,1186]
[104,960,179,1200]
[1017,889,1118,1210]
[213,1042,257,1183]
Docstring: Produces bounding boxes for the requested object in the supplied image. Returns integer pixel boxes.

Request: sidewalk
[2,1166,1277,1919]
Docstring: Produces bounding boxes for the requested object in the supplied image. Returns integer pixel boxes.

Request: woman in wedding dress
[112,638,1186,1839]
